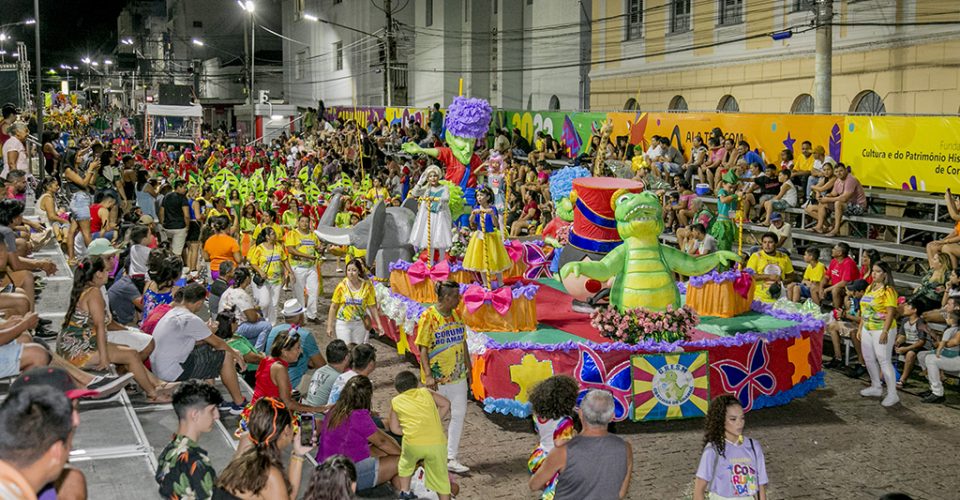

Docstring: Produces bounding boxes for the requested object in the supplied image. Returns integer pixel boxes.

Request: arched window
[623,98,639,111]
[850,90,886,115]
[791,94,814,113]
[548,95,560,110]
[668,95,688,112]
[717,95,739,112]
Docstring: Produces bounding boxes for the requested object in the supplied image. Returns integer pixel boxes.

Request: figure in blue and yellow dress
[708,170,739,252]
[463,187,512,289]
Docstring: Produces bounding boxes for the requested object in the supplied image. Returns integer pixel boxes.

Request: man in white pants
[284,214,321,322]
[415,280,471,474]
[919,316,960,404]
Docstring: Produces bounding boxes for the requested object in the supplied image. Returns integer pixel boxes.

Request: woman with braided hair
[693,395,769,500]
[217,397,313,499]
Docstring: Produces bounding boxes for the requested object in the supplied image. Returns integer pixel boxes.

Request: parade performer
[463,187,511,289]
[482,151,507,211]
[561,190,739,312]
[710,171,739,252]
[409,166,453,266]
[401,96,493,222]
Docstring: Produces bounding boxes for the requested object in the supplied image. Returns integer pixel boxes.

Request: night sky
[4,0,129,70]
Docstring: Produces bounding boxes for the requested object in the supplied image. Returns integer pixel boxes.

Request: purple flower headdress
[445,96,493,139]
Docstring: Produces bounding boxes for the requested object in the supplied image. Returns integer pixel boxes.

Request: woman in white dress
[409,165,452,265]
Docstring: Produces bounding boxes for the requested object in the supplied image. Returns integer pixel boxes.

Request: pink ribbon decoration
[463,285,513,315]
[407,260,450,285]
[505,240,525,262]
[523,243,552,280]
[733,272,753,299]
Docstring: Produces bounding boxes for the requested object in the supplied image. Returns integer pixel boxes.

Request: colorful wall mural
[328,105,960,193]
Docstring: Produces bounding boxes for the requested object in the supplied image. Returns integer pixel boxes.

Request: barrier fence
[326,105,960,193]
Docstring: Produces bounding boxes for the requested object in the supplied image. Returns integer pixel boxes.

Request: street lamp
[24,19,35,25]
[121,37,134,45]
[192,38,204,46]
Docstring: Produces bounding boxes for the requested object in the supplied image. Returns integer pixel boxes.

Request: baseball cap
[86,238,119,256]
[139,214,154,225]
[770,212,783,222]
[847,279,869,292]
[11,367,100,399]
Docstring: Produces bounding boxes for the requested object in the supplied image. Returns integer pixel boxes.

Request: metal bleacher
[22,194,318,498]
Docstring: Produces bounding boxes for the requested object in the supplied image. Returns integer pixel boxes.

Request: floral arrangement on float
[590,304,699,344]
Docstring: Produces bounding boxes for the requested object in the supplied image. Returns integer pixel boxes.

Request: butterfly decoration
[829,123,842,164]
[560,115,584,157]
[574,345,633,421]
[523,243,552,280]
[712,341,777,412]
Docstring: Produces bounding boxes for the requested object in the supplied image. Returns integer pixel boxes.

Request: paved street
[306,264,959,500]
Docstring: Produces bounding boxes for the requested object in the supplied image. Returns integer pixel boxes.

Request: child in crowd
[895,298,936,387]
[389,370,453,500]
[527,375,579,500]
[825,279,868,369]
[694,395,769,500]
[788,247,827,305]
[304,339,351,408]
[327,343,377,405]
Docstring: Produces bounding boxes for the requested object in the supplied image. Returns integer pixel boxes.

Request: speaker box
[158,84,192,105]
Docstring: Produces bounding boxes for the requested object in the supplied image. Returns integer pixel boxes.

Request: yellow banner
[607,112,843,172]
[842,116,960,192]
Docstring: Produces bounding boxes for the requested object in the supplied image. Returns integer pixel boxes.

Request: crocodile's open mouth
[623,203,660,222]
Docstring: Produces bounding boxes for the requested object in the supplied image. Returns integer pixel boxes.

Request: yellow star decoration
[509,354,554,403]
[787,336,812,385]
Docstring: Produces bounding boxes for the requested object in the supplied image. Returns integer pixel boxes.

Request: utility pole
[384,0,393,107]
[250,12,256,143]
[33,0,43,153]
[813,0,832,113]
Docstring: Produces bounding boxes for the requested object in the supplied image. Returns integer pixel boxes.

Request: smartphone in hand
[300,413,315,446]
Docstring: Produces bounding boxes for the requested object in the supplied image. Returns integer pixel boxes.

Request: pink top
[831,175,867,208]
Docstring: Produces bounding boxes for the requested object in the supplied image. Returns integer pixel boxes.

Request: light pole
[239,0,256,143]
[0,34,7,63]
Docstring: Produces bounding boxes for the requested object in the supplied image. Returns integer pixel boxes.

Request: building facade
[588,0,960,114]
[280,0,590,111]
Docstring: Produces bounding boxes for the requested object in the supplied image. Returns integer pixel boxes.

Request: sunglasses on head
[282,331,301,349]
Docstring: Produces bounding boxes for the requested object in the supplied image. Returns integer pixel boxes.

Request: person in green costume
[709,171,740,252]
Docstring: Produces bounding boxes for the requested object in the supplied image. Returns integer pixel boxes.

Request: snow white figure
[409,165,453,265]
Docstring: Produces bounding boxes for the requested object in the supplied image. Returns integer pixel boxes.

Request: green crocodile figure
[560,190,741,312]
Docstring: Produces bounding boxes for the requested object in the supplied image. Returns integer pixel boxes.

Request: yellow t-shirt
[860,286,898,331]
[794,153,814,173]
[248,244,285,283]
[803,261,826,284]
[746,251,794,303]
[252,223,284,242]
[332,279,375,322]
[285,229,321,267]
[390,388,446,446]
[365,187,390,204]
[415,307,467,385]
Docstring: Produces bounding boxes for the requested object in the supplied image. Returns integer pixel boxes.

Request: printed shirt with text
[415,306,468,384]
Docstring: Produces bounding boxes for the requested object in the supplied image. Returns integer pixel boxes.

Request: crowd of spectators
[0,98,951,500]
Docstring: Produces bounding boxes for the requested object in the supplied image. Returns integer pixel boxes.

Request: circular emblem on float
[651,363,695,406]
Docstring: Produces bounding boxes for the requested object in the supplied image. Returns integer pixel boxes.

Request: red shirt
[253,357,289,403]
[435,147,480,188]
[274,190,290,216]
[89,203,103,233]
[828,257,860,286]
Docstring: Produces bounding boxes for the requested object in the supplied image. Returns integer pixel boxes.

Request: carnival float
[316,97,826,423]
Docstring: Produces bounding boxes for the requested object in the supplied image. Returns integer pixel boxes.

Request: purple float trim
[483,300,825,352]
[687,269,750,288]
[388,259,466,273]
[457,282,539,300]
